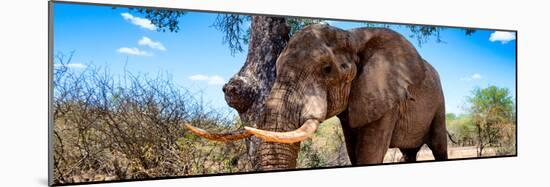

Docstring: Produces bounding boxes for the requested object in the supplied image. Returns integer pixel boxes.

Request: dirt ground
[383,146,497,163]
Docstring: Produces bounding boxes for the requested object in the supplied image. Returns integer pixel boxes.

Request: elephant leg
[400,147,421,162]
[427,107,448,160]
[337,110,357,165]
[355,112,397,165]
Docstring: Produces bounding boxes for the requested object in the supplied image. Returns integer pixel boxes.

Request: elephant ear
[347,32,426,128]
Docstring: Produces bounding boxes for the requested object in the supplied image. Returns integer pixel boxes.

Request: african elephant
[186,24,447,170]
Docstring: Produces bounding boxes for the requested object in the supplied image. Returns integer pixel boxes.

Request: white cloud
[117,47,153,56]
[461,73,483,81]
[54,63,87,69]
[189,74,226,85]
[489,31,516,44]
[207,76,225,85]
[471,73,482,80]
[138,37,166,51]
[121,12,156,31]
[189,74,209,81]
[116,37,164,57]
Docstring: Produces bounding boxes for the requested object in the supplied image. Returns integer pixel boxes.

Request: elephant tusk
[244,119,320,144]
[184,123,253,142]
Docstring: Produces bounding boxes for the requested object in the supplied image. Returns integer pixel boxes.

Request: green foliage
[362,22,476,46]
[129,8,186,32]
[446,113,476,146]
[133,7,477,54]
[404,25,444,46]
[211,14,252,55]
[210,16,325,56]
[297,117,350,168]
[298,140,326,168]
[467,85,515,156]
[464,28,477,36]
[447,85,516,157]
[446,113,457,121]
[286,18,325,36]
[468,86,514,122]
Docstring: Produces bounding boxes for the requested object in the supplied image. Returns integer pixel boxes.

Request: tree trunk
[222,16,289,170]
[476,123,484,157]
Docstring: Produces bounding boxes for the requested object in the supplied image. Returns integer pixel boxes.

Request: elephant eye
[340,63,348,69]
[322,65,332,74]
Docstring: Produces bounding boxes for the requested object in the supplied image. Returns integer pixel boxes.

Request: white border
[2,0,549,186]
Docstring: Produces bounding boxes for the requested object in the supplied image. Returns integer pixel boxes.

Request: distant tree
[446,113,476,146]
[446,113,457,121]
[467,86,514,156]
[362,22,476,46]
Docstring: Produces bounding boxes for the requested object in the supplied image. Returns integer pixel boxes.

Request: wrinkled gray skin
[255,24,447,169]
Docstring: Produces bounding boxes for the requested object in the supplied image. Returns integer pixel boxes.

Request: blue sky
[53,3,516,115]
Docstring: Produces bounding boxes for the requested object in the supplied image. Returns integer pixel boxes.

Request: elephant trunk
[257,138,300,170]
[184,79,327,170]
[255,82,326,170]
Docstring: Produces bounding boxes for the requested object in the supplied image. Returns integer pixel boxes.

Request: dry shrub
[52,52,251,184]
[297,117,350,168]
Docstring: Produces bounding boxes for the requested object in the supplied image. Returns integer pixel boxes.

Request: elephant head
[185,24,426,170]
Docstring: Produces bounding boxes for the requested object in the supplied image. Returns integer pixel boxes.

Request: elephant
[186,24,448,170]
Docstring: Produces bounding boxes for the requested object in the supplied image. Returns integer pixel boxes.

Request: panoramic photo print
[50,2,517,185]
